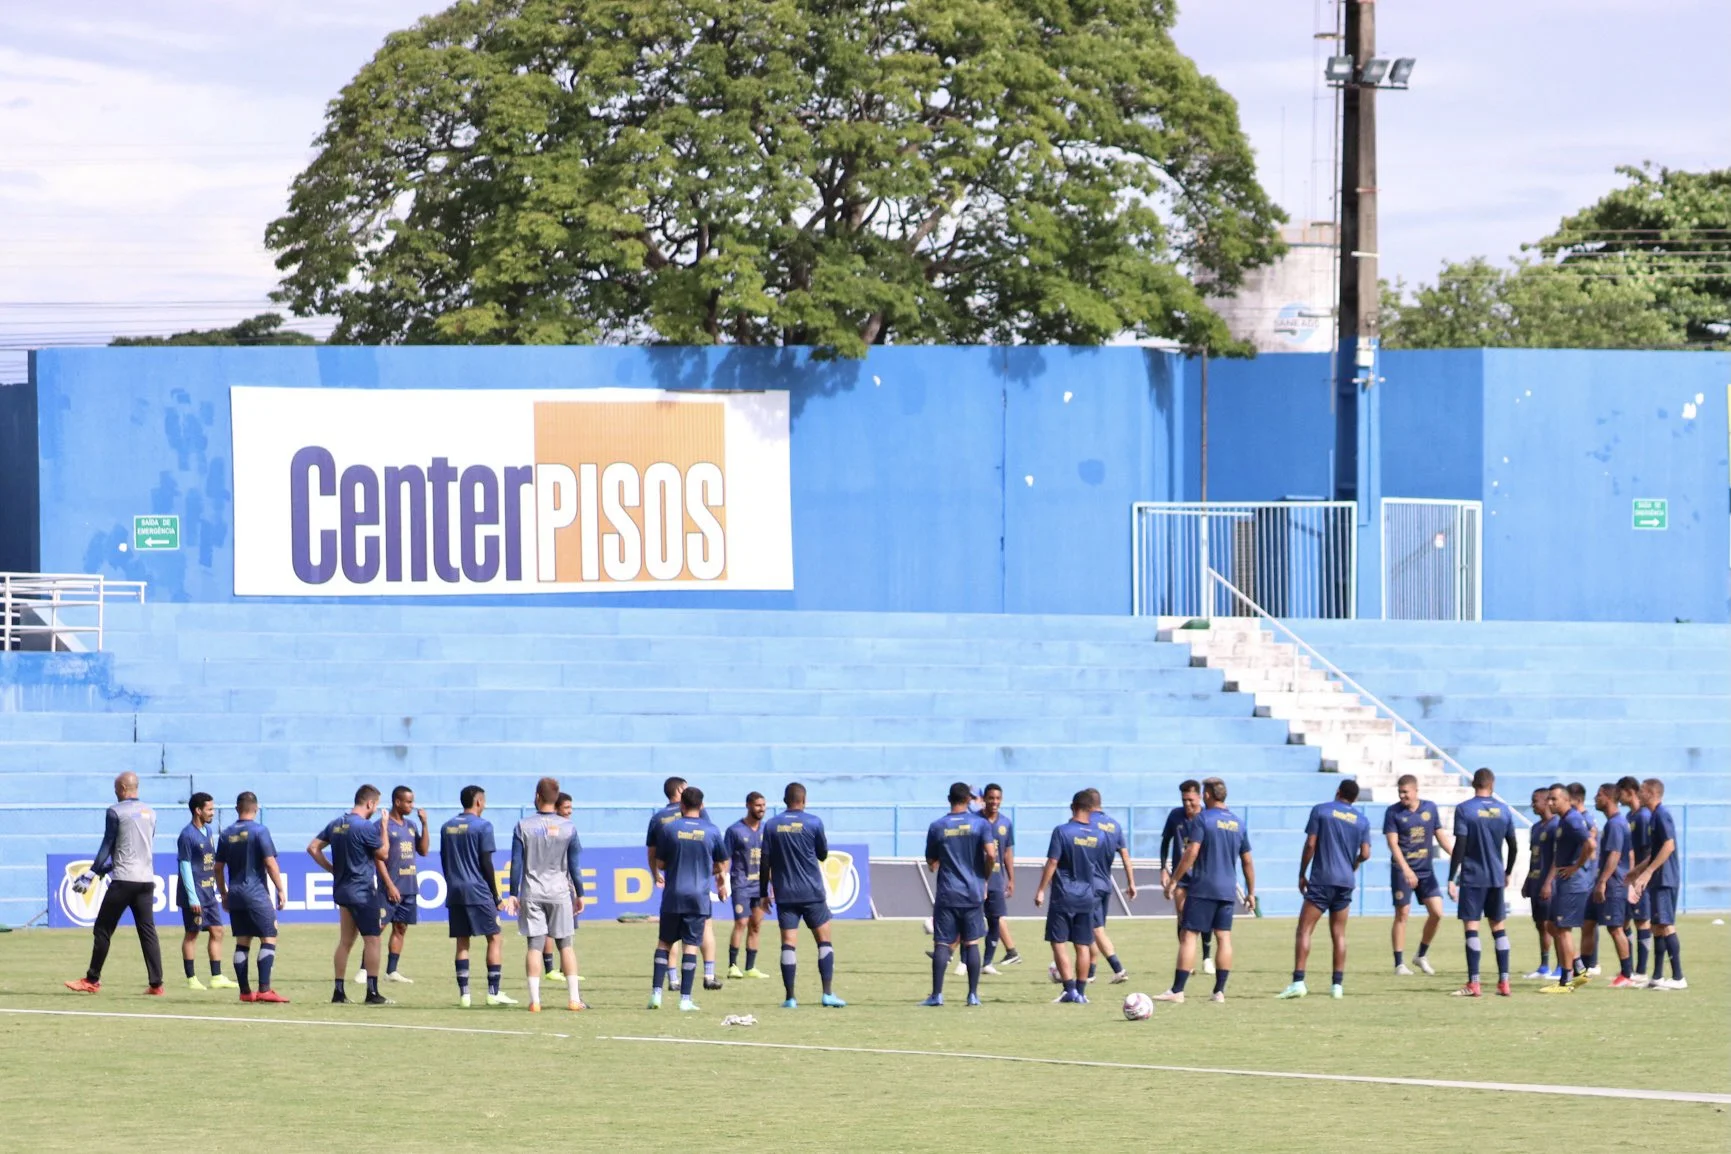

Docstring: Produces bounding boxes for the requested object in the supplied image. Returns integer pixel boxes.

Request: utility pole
[1333,0,1377,506]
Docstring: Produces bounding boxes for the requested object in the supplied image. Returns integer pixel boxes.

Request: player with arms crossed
[760,782,845,1009]
[1156,777,1255,1004]
[1447,768,1520,997]
[1034,791,1101,1005]
[1584,783,1636,986]
[308,784,398,1005]
[176,792,236,991]
[441,785,514,1007]
[978,784,1021,972]
[648,786,728,1012]
[1278,780,1371,1000]
[1159,781,1211,974]
[924,781,998,1007]
[1537,782,1596,992]
[725,792,770,980]
[509,777,586,1012]
[1384,774,1455,976]
[1626,778,1686,990]
[214,791,289,1004]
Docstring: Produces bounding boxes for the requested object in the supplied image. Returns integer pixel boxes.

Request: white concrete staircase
[1156,617,1471,806]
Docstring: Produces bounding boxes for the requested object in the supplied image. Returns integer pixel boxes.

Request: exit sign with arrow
[132,515,180,550]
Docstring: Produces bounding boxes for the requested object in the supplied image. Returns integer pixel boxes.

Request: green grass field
[2,916,1726,1151]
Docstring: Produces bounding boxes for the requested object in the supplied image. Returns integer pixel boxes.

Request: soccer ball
[1048,963,1062,984]
[1122,992,1155,1021]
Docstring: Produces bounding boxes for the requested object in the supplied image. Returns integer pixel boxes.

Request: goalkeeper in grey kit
[509,776,586,1012]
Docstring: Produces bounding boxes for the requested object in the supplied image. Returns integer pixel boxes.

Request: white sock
[526,975,541,1004]
[567,972,580,999]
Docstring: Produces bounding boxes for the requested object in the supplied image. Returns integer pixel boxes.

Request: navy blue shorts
[731,889,763,921]
[776,901,831,932]
[228,895,277,939]
[1181,896,1235,934]
[984,890,1008,920]
[658,911,708,947]
[1391,868,1441,908]
[1587,885,1627,927]
[933,904,987,944]
[1304,883,1354,914]
[447,901,500,939]
[1094,893,1111,929]
[1456,885,1507,924]
[1550,886,1590,929]
[180,889,224,932]
[386,895,418,926]
[1628,886,1651,923]
[339,897,383,937]
[1649,886,1677,926]
[1044,908,1095,946]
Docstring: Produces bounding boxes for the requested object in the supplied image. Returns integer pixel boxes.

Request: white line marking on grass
[0,1008,568,1039]
[601,1036,1731,1106]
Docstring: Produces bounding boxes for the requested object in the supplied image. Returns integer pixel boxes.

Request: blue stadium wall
[9,346,1728,620]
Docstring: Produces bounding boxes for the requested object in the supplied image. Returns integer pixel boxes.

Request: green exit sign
[133,515,180,550]
[1631,498,1668,531]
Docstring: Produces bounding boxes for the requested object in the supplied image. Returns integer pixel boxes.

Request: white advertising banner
[230,387,792,595]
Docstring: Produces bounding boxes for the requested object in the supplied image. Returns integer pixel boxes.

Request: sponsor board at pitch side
[46,845,870,929]
[230,387,793,596]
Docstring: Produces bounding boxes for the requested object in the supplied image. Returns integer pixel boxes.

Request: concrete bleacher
[0,608,1724,923]
[1301,620,1731,911]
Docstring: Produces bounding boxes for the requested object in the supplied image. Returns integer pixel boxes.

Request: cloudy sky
[1,0,1725,379]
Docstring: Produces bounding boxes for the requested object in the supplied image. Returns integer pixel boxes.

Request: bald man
[65,772,164,995]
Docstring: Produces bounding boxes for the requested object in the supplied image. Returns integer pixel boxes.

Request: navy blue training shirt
[1305,800,1371,888]
[1044,819,1101,914]
[216,819,278,898]
[1553,809,1597,894]
[983,812,1015,894]
[725,820,763,897]
[176,821,218,905]
[1160,806,1192,876]
[319,812,383,905]
[1186,808,1251,902]
[655,816,727,915]
[926,810,992,908]
[1090,810,1125,894]
[1383,802,1440,871]
[761,809,828,906]
[1599,812,1631,884]
[1649,804,1680,889]
[440,811,498,907]
[1452,796,1515,888]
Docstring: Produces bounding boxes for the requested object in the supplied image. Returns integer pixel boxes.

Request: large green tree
[1383,164,1731,350]
[266,0,1284,355]
[110,313,317,347]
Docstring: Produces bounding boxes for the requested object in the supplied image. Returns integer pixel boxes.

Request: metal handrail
[0,572,148,652]
[1203,566,1532,828]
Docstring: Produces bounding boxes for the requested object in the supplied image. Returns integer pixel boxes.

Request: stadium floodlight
[1324,55,1355,85]
[1359,57,1391,86]
[1388,58,1416,87]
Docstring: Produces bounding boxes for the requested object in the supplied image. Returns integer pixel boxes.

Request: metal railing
[0,572,148,652]
[1132,501,1357,619]
[1381,498,1482,621]
[1201,567,1530,827]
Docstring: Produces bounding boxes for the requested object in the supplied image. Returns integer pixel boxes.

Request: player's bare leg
[1391,902,1409,972]
[700,918,720,990]
[1327,907,1350,996]
[331,908,360,1002]
[181,928,203,988]
[1279,901,1323,998]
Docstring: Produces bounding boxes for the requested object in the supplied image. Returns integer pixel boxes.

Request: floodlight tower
[1325,0,1413,616]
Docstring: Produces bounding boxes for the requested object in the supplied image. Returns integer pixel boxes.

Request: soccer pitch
[2,917,1725,1151]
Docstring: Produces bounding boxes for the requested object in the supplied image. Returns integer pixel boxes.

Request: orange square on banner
[533,400,728,583]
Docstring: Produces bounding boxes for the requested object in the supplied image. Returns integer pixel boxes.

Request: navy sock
[367,975,379,997]
[1667,935,1683,979]
[1331,970,1343,988]
[1063,978,1078,995]
[1652,936,1666,980]
[983,938,998,968]
[1539,950,1550,970]
[932,944,952,996]
[1636,930,1651,974]
[1494,934,1511,982]
[651,948,669,993]
[963,943,981,997]
[210,959,222,977]
[1213,968,1230,995]
[1584,927,1598,968]
[334,977,346,997]
[184,958,196,979]
[1393,950,1404,968]
[1292,969,1305,984]
[780,947,796,999]
[1620,953,1634,979]
[1107,954,1124,975]
[1171,968,1190,994]
[234,948,251,995]
[680,953,697,997]
[745,948,758,972]
[257,946,275,991]
[1202,932,1212,960]
[456,958,471,996]
[1465,933,1481,982]
[1416,941,1430,959]
[487,964,502,996]
[817,943,835,995]
[386,951,400,975]
[1087,962,1097,980]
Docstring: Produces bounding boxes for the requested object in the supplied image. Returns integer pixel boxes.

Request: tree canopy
[109,313,317,347]
[266,0,1284,355]
[1383,164,1731,350]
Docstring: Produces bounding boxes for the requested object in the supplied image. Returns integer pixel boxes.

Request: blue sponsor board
[47,844,871,929]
